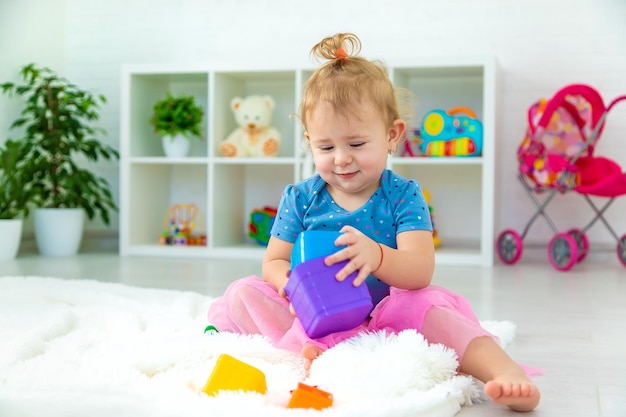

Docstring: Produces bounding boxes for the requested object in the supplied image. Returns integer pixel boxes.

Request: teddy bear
[219,95,281,157]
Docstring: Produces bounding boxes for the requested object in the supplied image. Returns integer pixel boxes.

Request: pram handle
[535,84,605,131]
[608,95,626,112]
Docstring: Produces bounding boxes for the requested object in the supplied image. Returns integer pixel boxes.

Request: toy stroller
[496,84,626,271]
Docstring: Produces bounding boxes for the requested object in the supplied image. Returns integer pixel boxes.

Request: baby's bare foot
[484,375,540,412]
[301,344,323,375]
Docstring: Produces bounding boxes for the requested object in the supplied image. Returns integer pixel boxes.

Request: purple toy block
[284,256,373,339]
[290,230,391,306]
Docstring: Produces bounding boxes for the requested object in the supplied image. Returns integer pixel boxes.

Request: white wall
[0,0,67,234]
[0,0,67,142]
[2,0,625,253]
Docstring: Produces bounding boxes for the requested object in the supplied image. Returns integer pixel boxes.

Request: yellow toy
[219,95,281,157]
[202,353,267,396]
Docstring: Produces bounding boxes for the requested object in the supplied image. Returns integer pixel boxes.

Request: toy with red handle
[419,107,483,157]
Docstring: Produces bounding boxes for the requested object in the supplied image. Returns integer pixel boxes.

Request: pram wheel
[496,229,523,264]
[548,233,579,271]
[618,234,626,267]
[567,228,589,263]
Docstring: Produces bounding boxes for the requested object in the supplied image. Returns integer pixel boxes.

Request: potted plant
[0,140,36,260]
[150,93,204,158]
[0,63,119,257]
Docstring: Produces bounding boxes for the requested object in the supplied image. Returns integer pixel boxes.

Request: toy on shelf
[202,353,267,396]
[418,107,483,157]
[285,231,374,339]
[422,189,441,248]
[159,203,207,246]
[248,206,277,246]
[287,382,334,410]
[219,95,281,157]
[402,128,425,157]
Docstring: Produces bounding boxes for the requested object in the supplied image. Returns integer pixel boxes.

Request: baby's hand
[279,270,297,316]
[277,269,290,298]
[324,225,382,286]
[279,288,297,316]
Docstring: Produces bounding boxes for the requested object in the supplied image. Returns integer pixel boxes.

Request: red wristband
[372,242,384,273]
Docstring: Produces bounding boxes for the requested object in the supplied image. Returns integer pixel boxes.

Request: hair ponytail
[310,33,361,65]
[301,33,413,130]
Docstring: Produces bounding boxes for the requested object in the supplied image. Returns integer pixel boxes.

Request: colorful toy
[402,128,424,157]
[219,95,281,157]
[422,189,441,248]
[159,203,207,246]
[285,231,374,339]
[202,353,267,396]
[419,107,483,157]
[287,383,334,410]
[248,206,277,246]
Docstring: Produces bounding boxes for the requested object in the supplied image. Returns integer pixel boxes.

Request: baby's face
[305,100,393,204]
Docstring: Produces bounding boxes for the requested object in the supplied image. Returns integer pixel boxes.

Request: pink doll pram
[496,84,626,271]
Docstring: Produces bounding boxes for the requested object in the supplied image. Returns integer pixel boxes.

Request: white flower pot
[0,219,23,261]
[162,134,190,158]
[34,208,84,257]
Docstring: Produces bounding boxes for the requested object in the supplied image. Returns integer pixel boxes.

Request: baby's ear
[388,119,406,145]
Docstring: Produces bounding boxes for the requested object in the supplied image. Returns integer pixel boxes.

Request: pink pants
[207,276,496,365]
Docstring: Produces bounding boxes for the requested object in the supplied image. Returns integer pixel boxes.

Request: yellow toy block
[287,382,333,410]
[201,353,267,396]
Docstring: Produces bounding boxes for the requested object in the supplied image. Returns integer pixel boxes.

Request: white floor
[2,248,625,417]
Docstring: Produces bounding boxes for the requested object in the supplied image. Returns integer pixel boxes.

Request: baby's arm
[261,236,294,296]
[376,229,434,289]
[326,226,434,290]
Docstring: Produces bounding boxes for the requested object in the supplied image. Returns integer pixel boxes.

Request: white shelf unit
[119,58,497,266]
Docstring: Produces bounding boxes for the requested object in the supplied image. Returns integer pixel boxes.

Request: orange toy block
[287,382,333,410]
[202,353,267,396]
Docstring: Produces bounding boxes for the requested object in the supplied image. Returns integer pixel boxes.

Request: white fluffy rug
[0,276,516,417]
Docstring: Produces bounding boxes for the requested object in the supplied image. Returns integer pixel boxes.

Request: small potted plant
[150,93,204,158]
[1,63,119,257]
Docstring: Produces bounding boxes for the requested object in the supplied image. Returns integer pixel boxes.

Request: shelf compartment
[128,71,209,158]
[392,164,483,246]
[128,162,208,248]
[210,163,293,250]
[392,66,485,128]
[211,71,297,158]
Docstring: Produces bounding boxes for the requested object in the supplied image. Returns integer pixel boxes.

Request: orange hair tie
[334,48,347,61]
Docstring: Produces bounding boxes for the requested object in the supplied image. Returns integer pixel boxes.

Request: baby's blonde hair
[300,33,413,130]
